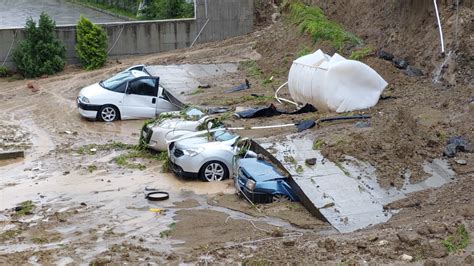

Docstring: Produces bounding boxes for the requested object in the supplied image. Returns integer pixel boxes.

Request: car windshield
[100,71,135,90]
[213,130,237,142]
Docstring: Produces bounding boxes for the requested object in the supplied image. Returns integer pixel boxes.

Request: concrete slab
[146,64,237,95]
[259,134,456,233]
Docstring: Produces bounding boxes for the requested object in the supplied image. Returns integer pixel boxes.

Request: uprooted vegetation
[76,141,167,171]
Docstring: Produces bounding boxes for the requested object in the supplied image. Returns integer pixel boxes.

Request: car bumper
[169,160,199,179]
[77,98,100,120]
[237,184,272,203]
[235,176,272,204]
[169,147,204,175]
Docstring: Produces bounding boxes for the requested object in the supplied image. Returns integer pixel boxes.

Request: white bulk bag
[288,50,388,113]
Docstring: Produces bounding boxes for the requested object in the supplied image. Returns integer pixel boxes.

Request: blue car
[235,158,299,203]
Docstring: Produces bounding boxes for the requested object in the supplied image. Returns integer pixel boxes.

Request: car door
[156,86,181,115]
[122,77,159,119]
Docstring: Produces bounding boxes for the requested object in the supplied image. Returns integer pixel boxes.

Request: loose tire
[98,105,119,122]
[199,161,228,182]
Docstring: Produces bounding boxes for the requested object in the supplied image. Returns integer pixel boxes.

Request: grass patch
[114,150,167,171]
[296,46,312,58]
[67,0,138,20]
[189,88,204,95]
[31,236,49,244]
[284,155,297,165]
[285,1,360,50]
[0,230,21,241]
[442,224,469,253]
[296,165,304,174]
[349,46,373,60]
[335,161,350,177]
[240,60,263,78]
[14,200,35,217]
[77,141,133,155]
[312,139,325,150]
[160,222,176,238]
[87,165,97,173]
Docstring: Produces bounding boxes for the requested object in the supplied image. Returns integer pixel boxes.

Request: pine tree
[75,16,108,70]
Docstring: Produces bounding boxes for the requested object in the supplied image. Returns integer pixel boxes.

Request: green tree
[75,16,108,70]
[13,12,66,78]
[140,0,194,20]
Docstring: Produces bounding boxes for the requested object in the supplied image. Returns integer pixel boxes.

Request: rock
[271,12,281,23]
[404,66,424,77]
[355,121,371,128]
[318,238,336,251]
[377,240,388,246]
[423,240,448,258]
[63,171,70,175]
[369,235,379,242]
[26,81,40,92]
[455,159,467,165]
[427,222,447,234]
[393,58,409,69]
[417,224,431,235]
[282,239,295,247]
[376,50,394,61]
[198,84,211,89]
[400,254,413,262]
[305,158,317,166]
[356,241,367,249]
[444,136,471,157]
[397,231,421,246]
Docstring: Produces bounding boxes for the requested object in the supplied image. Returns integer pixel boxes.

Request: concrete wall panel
[0,0,254,69]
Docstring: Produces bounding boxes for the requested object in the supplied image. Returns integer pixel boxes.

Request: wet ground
[0,0,125,28]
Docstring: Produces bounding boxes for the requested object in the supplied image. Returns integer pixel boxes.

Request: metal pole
[433,0,445,54]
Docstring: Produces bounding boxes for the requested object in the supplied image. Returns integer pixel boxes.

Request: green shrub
[285,1,360,50]
[76,16,108,70]
[140,0,194,20]
[0,66,9,77]
[13,12,66,78]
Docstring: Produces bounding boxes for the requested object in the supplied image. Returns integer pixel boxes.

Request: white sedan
[77,65,183,122]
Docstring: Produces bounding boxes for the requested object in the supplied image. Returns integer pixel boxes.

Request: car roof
[239,158,288,182]
[130,70,149,78]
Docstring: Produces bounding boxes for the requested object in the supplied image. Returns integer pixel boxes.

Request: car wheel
[272,194,291,203]
[99,105,119,122]
[199,161,228,182]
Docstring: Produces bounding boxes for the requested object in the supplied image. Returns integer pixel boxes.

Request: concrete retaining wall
[0,0,254,69]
